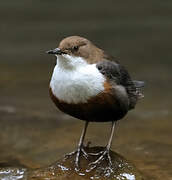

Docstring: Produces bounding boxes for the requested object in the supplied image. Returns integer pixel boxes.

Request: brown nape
[58,36,117,64]
[49,81,128,123]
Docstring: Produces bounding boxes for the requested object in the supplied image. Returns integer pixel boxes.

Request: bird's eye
[73,46,79,51]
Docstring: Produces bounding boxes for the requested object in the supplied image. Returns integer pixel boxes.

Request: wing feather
[96,60,144,109]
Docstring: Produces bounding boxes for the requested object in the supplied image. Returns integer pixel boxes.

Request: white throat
[50,54,105,104]
[55,54,87,70]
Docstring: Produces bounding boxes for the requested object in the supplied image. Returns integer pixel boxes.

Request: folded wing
[96,60,144,110]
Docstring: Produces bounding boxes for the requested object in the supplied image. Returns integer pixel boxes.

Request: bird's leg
[65,121,89,171]
[87,121,116,172]
[75,121,89,171]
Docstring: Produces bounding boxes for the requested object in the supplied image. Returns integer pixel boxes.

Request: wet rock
[0,167,27,180]
[29,146,144,180]
[0,147,144,180]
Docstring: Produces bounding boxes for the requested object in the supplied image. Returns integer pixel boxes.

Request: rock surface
[0,147,144,180]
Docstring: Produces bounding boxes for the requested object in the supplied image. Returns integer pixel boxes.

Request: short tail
[133,80,145,88]
[133,80,145,99]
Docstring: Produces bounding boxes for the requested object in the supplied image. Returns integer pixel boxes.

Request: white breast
[50,55,105,104]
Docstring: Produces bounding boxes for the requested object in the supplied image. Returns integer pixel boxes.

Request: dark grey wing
[96,60,144,109]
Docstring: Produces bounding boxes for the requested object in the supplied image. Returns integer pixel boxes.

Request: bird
[46,36,144,171]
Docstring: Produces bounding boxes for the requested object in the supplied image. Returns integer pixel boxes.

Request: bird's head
[46,36,104,65]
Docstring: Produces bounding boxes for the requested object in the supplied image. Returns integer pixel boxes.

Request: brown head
[46,36,107,64]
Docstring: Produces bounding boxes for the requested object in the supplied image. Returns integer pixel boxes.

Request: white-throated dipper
[46,36,144,171]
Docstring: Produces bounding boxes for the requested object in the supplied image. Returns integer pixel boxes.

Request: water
[0,0,172,179]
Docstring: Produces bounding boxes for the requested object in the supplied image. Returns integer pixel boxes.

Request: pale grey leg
[65,121,89,171]
[87,121,116,171]
[75,121,89,170]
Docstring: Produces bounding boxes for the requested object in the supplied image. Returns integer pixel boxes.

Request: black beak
[46,48,62,55]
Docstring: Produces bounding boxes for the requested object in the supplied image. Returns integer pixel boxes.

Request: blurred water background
[0,0,172,179]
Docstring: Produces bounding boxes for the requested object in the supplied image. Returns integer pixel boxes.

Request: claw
[75,147,89,171]
[65,146,89,171]
[81,148,89,159]
[64,150,77,160]
[88,150,104,156]
[87,149,113,172]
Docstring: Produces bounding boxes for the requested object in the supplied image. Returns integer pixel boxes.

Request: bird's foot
[87,148,113,172]
[64,146,89,171]
[88,150,104,156]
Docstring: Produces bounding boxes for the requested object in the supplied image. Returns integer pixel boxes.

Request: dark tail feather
[133,80,145,99]
[133,80,145,88]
